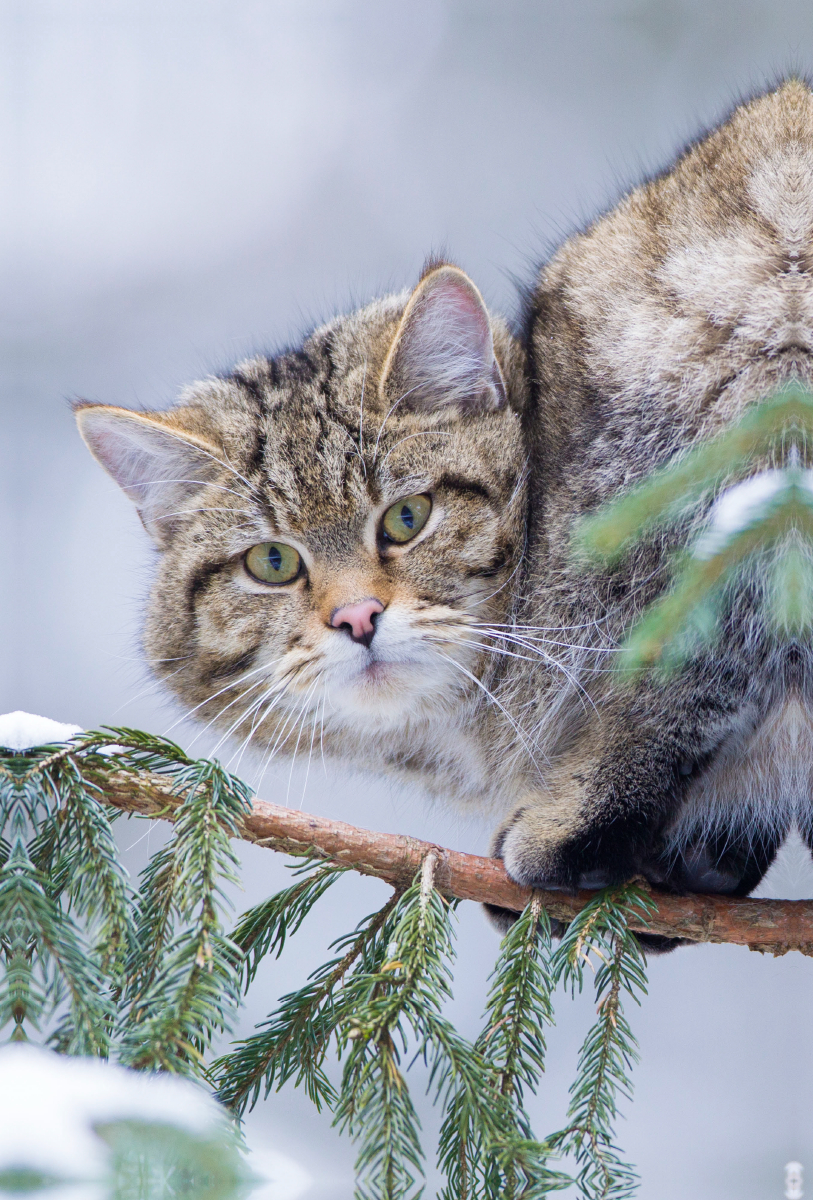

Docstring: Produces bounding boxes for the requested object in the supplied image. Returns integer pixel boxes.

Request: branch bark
[101,769,813,954]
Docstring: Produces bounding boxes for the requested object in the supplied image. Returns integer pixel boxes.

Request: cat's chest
[372,715,496,807]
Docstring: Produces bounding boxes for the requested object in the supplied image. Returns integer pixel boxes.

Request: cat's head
[76,264,528,754]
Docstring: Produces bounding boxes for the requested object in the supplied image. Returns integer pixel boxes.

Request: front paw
[491,804,626,893]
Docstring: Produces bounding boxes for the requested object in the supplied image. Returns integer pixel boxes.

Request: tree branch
[100,769,813,954]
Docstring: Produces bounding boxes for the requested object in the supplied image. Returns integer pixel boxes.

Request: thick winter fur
[77,265,532,815]
[77,82,813,954]
[490,79,813,946]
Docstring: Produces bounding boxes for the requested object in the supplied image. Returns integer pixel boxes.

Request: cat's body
[494,79,813,913]
[78,81,813,946]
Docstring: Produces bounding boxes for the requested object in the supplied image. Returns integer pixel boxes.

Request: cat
[76,264,536,820]
[77,80,813,953]
[487,77,813,944]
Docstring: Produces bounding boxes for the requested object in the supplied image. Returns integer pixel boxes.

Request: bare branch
[100,769,813,954]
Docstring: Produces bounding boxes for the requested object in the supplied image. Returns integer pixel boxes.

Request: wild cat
[76,263,536,819]
[78,80,813,950]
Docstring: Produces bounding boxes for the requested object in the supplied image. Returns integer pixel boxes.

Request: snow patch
[0,711,83,751]
[693,469,813,560]
[0,1045,227,1179]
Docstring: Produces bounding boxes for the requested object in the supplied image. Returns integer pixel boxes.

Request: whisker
[424,634,543,665]
[253,684,314,795]
[208,680,286,759]
[229,682,287,772]
[472,625,619,655]
[134,476,254,503]
[112,660,191,716]
[372,382,425,463]
[436,651,548,781]
[152,506,258,523]
[378,431,453,472]
[298,695,322,809]
[166,660,277,738]
[284,677,322,807]
[319,694,329,777]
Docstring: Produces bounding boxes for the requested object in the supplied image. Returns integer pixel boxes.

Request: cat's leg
[491,674,754,894]
[492,731,700,893]
[484,754,775,955]
[644,826,787,897]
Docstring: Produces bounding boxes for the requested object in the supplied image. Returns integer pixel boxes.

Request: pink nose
[330,599,384,647]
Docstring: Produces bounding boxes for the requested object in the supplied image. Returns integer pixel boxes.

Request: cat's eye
[381,494,432,544]
[245,542,302,585]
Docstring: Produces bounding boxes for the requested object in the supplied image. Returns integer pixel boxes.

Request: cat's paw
[491,802,627,893]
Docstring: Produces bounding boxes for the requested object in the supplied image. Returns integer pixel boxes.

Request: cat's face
[77,265,527,753]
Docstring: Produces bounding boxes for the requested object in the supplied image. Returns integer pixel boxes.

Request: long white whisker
[319,694,328,777]
[285,680,322,805]
[152,506,258,523]
[372,382,425,463]
[208,680,286,759]
[426,635,550,666]
[229,680,289,772]
[166,660,276,737]
[472,625,619,655]
[253,682,315,794]
[297,683,323,809]
[133,477,253,502]
[436,651,548,781]
[112,660,190,716]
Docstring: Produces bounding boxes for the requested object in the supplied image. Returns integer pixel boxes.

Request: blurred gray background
[5,1,813,1196]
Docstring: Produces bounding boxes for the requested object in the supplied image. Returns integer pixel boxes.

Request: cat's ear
[379,264,507,414]
[75,404,225,546]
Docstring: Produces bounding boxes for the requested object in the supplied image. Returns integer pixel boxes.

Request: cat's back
[529,79,813,458]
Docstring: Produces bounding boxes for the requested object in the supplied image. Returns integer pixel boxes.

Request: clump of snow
[0,1045,313,1200]
[0,1045,228,1180]
[693,469,813,560]
[0,711,83,752]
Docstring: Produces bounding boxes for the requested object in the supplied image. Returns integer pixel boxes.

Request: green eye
[245,542,302,585]
[381,494,432,544]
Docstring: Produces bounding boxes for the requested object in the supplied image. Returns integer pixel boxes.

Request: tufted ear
[76,404,226,546]
[379,264,506,414]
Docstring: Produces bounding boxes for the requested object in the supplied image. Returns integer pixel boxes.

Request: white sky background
[4,2,813,1197]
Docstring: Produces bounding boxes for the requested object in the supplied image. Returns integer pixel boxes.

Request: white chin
[329,661,446,727]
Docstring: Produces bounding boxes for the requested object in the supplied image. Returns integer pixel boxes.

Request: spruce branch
[231,859,349,989]
[546,886,655,1200]
[116,759,251,1074]
[574,385,813,673]
[1,731,254,1072]
[332,854,530,1200]
[0,841,112,1053]
[438,894,569,1199]
[214,876,400,1115]
[92,764,813,952]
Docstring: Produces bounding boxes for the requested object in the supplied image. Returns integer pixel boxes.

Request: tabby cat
[77,265,533,817]
[78,81,813,948]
